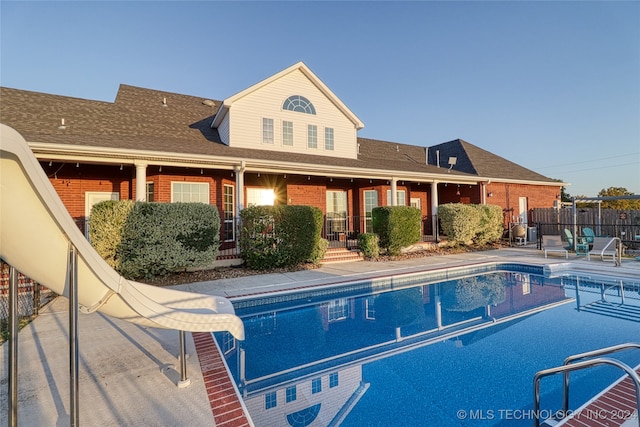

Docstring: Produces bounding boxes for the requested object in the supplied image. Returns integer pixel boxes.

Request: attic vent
[202,99,216,107]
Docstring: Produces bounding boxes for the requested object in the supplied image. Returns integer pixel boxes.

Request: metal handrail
[533,357,640,427]
[562,343,640,413]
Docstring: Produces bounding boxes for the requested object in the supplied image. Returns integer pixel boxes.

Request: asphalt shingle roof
[0,84,558,183]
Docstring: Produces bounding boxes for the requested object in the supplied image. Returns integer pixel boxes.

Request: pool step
[321,247,363,264]
[580,300,640,323]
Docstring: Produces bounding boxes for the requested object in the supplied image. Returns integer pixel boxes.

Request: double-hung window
[324,127,334,151]
[282,121,293,146]
[307,124,317,149]
[262,118,274,144]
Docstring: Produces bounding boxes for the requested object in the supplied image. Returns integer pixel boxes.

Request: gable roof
[0,84,561,186]
[211,62,364,130]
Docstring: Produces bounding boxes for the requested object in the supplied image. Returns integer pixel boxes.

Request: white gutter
[29,142,567,187]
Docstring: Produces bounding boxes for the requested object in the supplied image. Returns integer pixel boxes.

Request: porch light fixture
[159,166,162,172]
[308,176,311,180]
[201,169,203,174]
[456,185,460,196]
[257,173,260,177]
[76,163,79,168]
[487,192,493,198]
[283,174,286,178]
[120,164,123,170]
[49,161,52,166]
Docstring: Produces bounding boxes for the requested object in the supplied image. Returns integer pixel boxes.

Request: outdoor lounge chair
[542,235,568,258]
[588,237,619,263]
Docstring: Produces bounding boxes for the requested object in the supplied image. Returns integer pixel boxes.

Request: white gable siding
[217,112,230,145]
[227,70,358,159]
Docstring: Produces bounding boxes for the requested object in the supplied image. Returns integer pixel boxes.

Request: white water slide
[0,124,244,340]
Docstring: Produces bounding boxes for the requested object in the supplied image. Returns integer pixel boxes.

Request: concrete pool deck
[2,247,639,426]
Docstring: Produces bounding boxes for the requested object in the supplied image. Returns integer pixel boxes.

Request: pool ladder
[533,343,640,427]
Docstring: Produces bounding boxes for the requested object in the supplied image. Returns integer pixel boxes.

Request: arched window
[283,95,316,115]
[286,404,321,427]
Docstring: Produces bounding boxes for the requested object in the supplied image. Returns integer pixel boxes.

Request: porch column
[235,162,245,213]
[431,181,439,239]
[390,178,398,206]
[135,161,147,201]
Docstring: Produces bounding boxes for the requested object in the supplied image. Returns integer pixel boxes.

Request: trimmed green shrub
[475,204,504,244]
[89,200,135,270]
[240,205,325,270]
[115,202,220,279]
[372,206,421,255]
[358,233,380,258]
[438,203,504,245]
[438,203,481,244]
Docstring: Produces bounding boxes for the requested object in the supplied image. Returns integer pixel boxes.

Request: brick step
[321,248,363,264]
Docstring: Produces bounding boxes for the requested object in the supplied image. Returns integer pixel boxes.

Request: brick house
[0,62,563,254]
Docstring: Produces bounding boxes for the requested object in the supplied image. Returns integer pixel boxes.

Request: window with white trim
[365,296,376,320]
[265,391,277,409]
[386,190,406,206]
[171,182,209,203]
[262,118,274,144]
[146,182,155,202]
[283,95,316,114]
[364,190,378,233]
[307,124,317,149]
[328,298,349,322]
[282,120,293,146]
[312,378,322,394]
[329,373,339,388]
[286,386,297,403]
[324,127,334,151]
[223,184,235,241]
[246,188,275,207]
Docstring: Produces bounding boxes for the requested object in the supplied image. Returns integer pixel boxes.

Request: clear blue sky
[2,1,639,197]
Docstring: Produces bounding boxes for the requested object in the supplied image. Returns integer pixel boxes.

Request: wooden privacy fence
[532,208,640,241]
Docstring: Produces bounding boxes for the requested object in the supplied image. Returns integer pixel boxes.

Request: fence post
[68,245,79,426]
[8,266,19,427]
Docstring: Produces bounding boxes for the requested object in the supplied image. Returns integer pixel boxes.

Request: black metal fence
[0,261,56,342]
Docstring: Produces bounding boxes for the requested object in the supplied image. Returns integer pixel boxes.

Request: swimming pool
[214,264,640,427]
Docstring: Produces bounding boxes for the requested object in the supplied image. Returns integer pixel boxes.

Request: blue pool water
[215,264,640,427]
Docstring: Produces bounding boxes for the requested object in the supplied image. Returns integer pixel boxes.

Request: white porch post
[390,178,398,206]
[431,181,439,239]
[235,161,245,214]
[134,162,147,201]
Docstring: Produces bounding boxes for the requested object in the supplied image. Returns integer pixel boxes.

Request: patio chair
[563,229,574,249]
[582,227,595,244]
[589,237,619,264]
[542,235,568,258]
